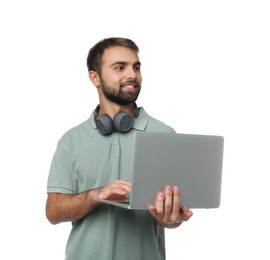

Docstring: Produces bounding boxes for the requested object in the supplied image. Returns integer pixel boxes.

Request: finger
[98,180,131,200]
[181,206,193,221]
[163,186,173,220]
[170,186,181,220]
[106,193,128,201]
[148,205,157,218]
[112,180,132,192]
[109,180,132,195]
[155,192,165,216]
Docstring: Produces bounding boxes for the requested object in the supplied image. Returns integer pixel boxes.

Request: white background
[1,0,269,259]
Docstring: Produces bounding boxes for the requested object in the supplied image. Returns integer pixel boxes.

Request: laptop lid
[102,132,224,210]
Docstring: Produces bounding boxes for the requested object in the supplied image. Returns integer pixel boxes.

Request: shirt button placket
[112,134,119,153]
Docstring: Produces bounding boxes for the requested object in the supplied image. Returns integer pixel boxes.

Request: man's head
[87,37,142,106]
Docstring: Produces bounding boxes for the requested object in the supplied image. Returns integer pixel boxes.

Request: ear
[89,71,100,87]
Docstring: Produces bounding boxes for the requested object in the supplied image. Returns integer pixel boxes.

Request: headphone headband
[94,104,140,135]
[94,104,139,118]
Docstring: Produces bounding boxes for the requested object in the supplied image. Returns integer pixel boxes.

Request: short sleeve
[47,140,74,194]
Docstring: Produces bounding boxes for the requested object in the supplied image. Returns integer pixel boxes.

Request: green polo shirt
[47,107,175,260]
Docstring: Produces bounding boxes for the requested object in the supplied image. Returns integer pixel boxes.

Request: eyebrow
[110,61,141,67]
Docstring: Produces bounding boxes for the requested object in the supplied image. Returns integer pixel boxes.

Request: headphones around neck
[94,104,140,136]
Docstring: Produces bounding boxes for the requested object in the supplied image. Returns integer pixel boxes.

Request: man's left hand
[148,186,193,228]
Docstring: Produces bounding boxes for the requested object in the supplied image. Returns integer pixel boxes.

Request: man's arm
[46,180,131,224]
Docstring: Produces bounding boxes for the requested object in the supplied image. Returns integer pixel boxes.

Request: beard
[100,77,141,105]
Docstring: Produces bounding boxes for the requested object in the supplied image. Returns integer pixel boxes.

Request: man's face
[99,46,142,105]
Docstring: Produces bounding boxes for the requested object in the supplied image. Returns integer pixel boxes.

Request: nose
[125,66,136,79]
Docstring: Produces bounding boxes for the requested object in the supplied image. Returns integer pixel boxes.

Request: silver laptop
[101,132,224,209]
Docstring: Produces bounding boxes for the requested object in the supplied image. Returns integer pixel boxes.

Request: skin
[46,46,193,228]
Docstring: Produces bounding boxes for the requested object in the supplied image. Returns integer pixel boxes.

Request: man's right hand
[93,180,132,202]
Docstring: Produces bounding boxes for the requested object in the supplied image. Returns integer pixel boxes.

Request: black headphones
[94,104,140,135]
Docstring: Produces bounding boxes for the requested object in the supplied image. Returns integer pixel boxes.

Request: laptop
[101,132,224,210]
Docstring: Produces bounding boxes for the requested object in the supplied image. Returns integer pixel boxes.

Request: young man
[46,37,193,260]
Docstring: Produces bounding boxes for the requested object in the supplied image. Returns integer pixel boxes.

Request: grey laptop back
[101,132,224,210]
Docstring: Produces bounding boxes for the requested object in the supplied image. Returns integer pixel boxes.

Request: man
[46,37,193,260]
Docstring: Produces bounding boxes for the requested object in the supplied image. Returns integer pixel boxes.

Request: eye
[134,65,141,71]
[114,65,124,71]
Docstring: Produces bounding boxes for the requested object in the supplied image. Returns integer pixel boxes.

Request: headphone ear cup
[113,112,134,133]
[95,114,114,135]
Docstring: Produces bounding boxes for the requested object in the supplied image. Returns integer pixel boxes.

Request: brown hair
[86,37,139,75]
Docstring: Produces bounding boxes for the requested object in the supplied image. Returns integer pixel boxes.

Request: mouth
[121,81,139,91]
[124,85,136,89]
